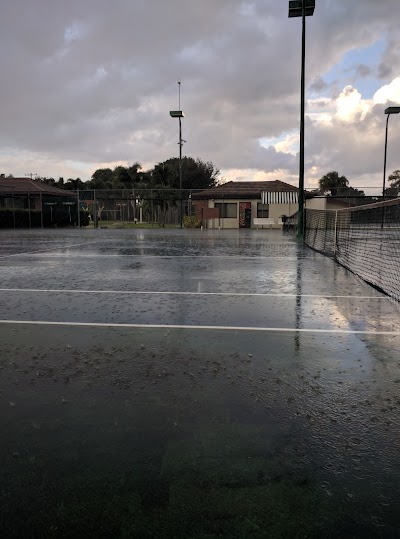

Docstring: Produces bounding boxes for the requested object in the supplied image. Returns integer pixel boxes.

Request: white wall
[207,199,240,229]
[211,199,270,229]
[304,198,327,210]
[205,198,306,228]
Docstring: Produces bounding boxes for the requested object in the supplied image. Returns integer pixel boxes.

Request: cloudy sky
[1,0,400,193]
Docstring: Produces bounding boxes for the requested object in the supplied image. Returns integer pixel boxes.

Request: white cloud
[373,76,400,104]
[335,86,371,123]
[275,132,299,155]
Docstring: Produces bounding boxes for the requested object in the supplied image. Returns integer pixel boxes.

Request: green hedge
[0,208,90,228]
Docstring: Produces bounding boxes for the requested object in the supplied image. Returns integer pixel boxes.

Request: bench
[253,218,275,229]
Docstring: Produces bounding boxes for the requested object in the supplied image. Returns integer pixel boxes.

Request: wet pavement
[0,228,400,538]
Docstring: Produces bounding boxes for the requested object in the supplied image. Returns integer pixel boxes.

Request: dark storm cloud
[310,77,329,93]
[0,0,400,183]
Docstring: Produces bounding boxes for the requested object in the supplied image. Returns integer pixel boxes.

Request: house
[0,177,78,228]
[192,180,352,229]
[0,177,76,210]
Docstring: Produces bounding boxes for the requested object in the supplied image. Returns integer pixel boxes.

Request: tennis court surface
[1,228,400,537]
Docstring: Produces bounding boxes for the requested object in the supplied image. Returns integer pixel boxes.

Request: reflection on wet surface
[1,292,400,333]
[0,229,399,537]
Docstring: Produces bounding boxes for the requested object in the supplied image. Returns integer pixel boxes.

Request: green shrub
[183,215,202,228]
[0,208,90,228]
[0,209,41,228]
[79,209,90,227]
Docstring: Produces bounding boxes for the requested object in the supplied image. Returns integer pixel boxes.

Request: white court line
[0,288,390,300]
[2,254,308,260]
[0,241,99,259]
[0,319,399,335]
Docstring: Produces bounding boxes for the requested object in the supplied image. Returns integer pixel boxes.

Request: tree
[182,157,219,190]
[385,170,400,196]
[112,166,132,188]
[318,171,349,196]
[127,162,143,185]
[89,168,113,189]
[64,178,86,190]
[151,184,178,227]
[151,157,219,191]
[39,177,56,186]
[89,164,146,190]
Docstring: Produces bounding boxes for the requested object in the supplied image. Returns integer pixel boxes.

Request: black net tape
[305,199,400,301]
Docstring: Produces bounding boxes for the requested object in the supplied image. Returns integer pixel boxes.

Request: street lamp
[170,80,185,228]
[289,0,315,239]
[383,106,400,198]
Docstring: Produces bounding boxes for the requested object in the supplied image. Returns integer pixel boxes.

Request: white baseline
[0,320,399,335]
[0,288,389,300]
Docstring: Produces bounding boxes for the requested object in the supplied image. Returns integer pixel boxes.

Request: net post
[333,210,338,257]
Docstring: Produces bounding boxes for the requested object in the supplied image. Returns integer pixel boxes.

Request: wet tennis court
[1,228,400,537]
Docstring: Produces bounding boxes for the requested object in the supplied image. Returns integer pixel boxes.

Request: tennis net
[305,198,400,301]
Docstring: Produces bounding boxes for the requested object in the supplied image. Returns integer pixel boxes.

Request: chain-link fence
[0,187,395,229]
[0,189,202,229]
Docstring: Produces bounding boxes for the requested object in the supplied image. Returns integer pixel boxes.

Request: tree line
[3,164,399,199]
[29,156,220,193]
[316,170,400,200]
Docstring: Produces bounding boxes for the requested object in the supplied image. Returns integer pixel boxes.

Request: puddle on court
[0,325,399,537]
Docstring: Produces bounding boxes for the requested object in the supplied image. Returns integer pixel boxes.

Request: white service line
[0,319,399,335]
[0,288,390,300]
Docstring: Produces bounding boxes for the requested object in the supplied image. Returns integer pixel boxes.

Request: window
[214,202,237,218]
[257,203,269,218]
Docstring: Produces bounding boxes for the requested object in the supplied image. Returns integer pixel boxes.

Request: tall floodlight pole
[289,0,315,239]
[383,107,400,198]
[170,81,185,228]
[179,88,183,228]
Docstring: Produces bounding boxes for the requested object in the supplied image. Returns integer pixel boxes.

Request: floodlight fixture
[383,105,400,200]
[169,110,185,118]
[288,0,315,18]
[385,107,400,115]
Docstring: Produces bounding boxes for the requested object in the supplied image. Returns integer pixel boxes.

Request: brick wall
[193,201,220,221]
[193,200,208,219]
[202,208,220,220]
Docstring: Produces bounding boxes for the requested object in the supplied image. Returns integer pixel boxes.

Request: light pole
[170,82,185,228]
[383,107,400,198]
[289,0,315,239]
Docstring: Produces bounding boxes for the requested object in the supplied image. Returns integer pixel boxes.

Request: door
[239,202,252,228]
[244,208,252,228]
